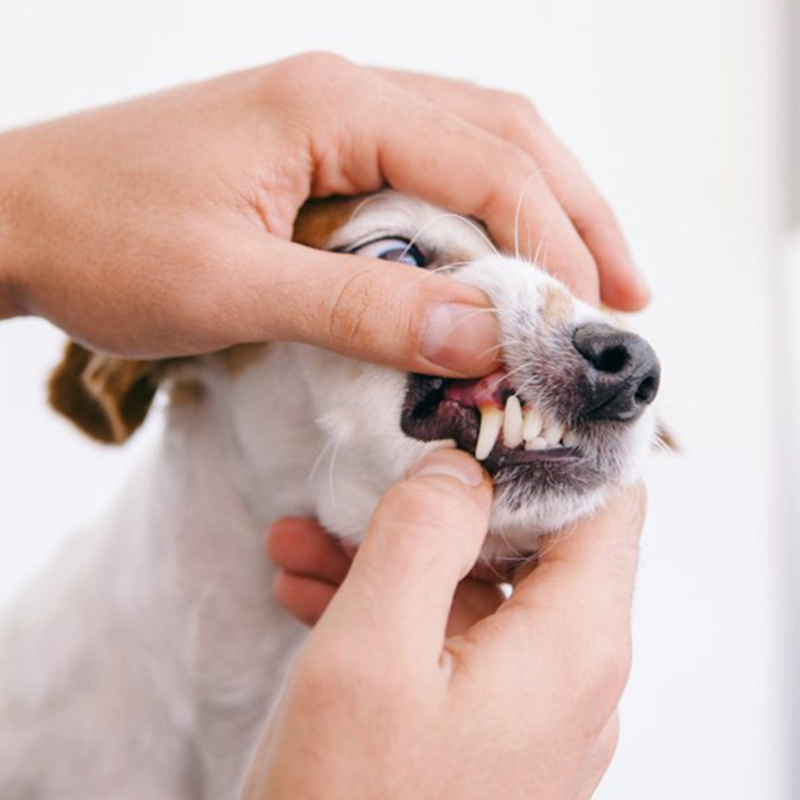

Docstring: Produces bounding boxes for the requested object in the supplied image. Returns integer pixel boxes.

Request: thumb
[219,229,501,377]
[316,449,493,669]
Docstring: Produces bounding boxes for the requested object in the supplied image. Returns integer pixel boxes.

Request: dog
[0,190,661,799]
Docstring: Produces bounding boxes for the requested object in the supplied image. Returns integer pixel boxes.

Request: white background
[0,1,795,798]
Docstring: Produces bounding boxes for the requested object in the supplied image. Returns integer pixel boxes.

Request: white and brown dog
[0,191,661,799]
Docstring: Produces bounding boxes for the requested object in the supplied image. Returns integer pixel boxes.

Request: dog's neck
[124,346,320,669]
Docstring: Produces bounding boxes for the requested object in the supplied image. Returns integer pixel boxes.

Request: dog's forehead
[321,192,495,260]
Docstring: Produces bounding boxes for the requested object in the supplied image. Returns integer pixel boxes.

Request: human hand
[245,449,646,800]
[268,515,508,638]
[0,53,648,375]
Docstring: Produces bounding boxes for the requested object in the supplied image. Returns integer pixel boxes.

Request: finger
[508,121,650,311]
[200,227,501,377]
[315,449,493,669]
[468,485,645,680]
[267,518,351,586]
[374,69,649,309]
[273,572,337,626]
[370,94,601,305]
[284,57,601,305]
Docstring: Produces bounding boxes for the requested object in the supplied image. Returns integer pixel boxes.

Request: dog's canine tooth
[522,408,543,441]
[525,436,548,451]
[542,419,564,447]
[502,395,524,448]
[476,406,503,460]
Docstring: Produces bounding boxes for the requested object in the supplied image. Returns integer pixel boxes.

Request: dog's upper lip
[443,370,509,409]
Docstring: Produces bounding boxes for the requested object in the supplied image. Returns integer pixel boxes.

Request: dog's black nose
[573,323,660,422]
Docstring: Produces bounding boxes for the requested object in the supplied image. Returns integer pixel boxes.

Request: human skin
[246,449,646,800]
[0,52,647,377]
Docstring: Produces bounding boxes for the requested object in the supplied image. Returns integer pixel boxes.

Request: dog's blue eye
[350,237,427,267]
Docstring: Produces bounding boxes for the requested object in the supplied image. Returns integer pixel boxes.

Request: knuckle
[598,716,621,766]
[282,50,354,80]
[326,267,418,360]
[593,644,632,702]
[369,487,474,569]
[573,197,621,237]
[576,640,632,735]
[384,477,477,526]
[326,269,388,348]
[264,52,358,112]
[497,91,541,138]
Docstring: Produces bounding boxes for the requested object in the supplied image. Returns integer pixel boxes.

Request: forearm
[0,129,34,321]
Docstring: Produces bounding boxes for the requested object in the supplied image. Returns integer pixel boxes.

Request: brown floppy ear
[48,342,161,445]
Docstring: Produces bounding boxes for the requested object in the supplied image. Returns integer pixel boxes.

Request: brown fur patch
[49,343,160,444]
[293,196,362,249]
[170,379,206,407]
[220,343,270,377]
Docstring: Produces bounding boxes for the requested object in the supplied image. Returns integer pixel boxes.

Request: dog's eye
[350,237,427,267]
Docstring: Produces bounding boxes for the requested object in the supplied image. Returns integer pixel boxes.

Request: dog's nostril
[635,375,658,405]
[595,344,629,374]
[573,324,634,373]
[573,324,650,376]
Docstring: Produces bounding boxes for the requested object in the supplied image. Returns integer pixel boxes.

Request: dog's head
[49,191,662,560]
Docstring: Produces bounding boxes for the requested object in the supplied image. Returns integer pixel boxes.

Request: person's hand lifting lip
[0,52,648,381]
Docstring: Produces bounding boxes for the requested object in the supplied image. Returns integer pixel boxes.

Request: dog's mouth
[401,370,582,477]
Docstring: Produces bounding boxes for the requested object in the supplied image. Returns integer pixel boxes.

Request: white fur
[0,192,657,798]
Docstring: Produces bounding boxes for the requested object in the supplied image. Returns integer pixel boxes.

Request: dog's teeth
[502,395,524,448]
[543,419,564,447]
[522,409,543,441]
[563,431,580,448]
[476,406,503,461]
[525,436,548,451]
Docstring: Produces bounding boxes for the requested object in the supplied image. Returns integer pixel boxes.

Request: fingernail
[422,302,499,373]
[406,449,484,487]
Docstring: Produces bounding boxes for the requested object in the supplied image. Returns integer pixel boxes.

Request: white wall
[0,1,791,798]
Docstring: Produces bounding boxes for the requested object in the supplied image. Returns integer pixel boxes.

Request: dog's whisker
[474,337,528,362]
[474,552,508,583]
[513,170,547,261]
[308,437,335,483]
[326,437,344,513]
[532,218,554,269]
[399,213,499,262]
[445,307,502,332]
[524,211,533,263]
[409,262,479,289]
[350,193,391,221]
